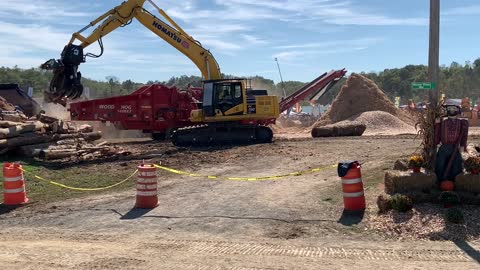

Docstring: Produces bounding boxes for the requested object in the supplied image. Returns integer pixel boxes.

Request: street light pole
[274,58,287,98]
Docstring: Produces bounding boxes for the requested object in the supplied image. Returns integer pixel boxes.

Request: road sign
[412,82,436,90]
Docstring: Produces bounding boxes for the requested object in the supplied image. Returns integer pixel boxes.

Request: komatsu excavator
[41,0,279,145]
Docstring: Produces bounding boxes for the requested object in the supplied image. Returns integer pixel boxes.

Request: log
[0,121,23,128]
[38,114,59,124]
[96,141,108,147]
[31,121,50,131]
[56,138,85,145]
[0,124,36,139]
[0,132,54,149]
[311,122,366,137]
[39,149,79,160]
[78,124,93,133]
[0,113,24,123]
[0,131,101,150]
[81,131,102,141]
[17,143,55,157]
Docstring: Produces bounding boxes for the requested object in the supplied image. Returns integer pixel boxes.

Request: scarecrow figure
[434,101,469,182]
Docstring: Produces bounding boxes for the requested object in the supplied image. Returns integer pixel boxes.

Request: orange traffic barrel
[135,164,159,209]
[338,161,365,211]
[3,162,29,205]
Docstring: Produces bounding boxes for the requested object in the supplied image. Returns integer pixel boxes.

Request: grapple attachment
[41,44,85,106]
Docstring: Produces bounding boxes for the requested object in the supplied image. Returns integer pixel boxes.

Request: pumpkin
[440,180,455,191]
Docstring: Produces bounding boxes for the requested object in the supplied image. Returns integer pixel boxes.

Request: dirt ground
[1,131,480,269]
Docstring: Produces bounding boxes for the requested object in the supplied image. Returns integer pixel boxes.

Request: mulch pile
[312,74,415,136]
[367,204,480,241]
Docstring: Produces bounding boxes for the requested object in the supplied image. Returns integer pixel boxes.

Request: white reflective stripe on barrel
[138,171,156,177]
[137,178,157,184]
[3,175,23,182]
[136,184,157,190]
[342,178,362,184]
[343,191,364,198]
[137,190,157,196]
[4,187,25,193]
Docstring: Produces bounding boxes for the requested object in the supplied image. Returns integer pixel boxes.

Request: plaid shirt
[434,117,469,150]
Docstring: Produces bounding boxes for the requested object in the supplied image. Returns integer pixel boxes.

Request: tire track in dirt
[143,239,472,262]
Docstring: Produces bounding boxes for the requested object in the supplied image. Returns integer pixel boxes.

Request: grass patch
[1,158,137,204]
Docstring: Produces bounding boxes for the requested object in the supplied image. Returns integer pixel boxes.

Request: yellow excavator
[41,0,279,145]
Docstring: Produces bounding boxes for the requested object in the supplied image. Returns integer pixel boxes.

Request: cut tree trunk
[311,122,366,137]
[0,131,102,150]
[0,124,36,139]
[0,121,23,128]
[56,138,85,145]
[37,114,59,124]
[17,143,55,157]
[39,149,79,160]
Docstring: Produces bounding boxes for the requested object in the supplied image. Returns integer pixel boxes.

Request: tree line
[1,57,479,105]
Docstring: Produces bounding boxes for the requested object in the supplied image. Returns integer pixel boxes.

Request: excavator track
[171,124,273,147]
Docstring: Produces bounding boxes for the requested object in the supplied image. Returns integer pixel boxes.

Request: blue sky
[0,0,479,83]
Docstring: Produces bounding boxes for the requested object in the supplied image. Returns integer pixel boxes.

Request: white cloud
[274,38,381,50]
[194,36,243,51]
[215,0,427,26]
[0,0,92,21]
[443,5,480,16]
[273,46,371,62]
[242,34,268,45]
[273,51,307,61]
[0,21,70,52]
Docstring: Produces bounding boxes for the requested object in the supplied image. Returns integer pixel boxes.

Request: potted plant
[408,155,424,173]
[464,156,480,175]
[439,191,460,208]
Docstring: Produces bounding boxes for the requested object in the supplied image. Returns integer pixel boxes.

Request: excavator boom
[41,0,221,105]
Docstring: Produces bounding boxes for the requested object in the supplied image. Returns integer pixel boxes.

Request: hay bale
[384,170,436,194]
[455,174,480,194]
[393,159,409,171]
[311,122,366,137]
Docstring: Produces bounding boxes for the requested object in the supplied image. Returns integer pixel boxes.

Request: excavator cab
[202,79,245,117]
[191,79,279,123]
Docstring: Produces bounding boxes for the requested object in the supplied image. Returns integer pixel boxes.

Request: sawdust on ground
[335,111,417,135]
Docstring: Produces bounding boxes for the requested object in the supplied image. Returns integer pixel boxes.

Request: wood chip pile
[0,99,129,161]
[312,74,415,136]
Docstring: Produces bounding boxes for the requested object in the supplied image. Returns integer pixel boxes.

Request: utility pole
[426,0,440,170]
[428,0,440,104]
[274,58,287,98]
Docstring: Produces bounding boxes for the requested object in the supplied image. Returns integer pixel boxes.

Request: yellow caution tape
[19,162,336,191]
[25,169,138,191]
[154,164,336,181]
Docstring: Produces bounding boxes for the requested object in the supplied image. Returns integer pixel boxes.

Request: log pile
[0,104,129,160]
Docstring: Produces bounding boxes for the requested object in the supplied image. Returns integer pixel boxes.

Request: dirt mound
[335,111,416,135]
[314,74,414,127]
[0,96,15,111]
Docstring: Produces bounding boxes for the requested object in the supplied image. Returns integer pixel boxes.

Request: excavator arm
[41,0,221,105]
